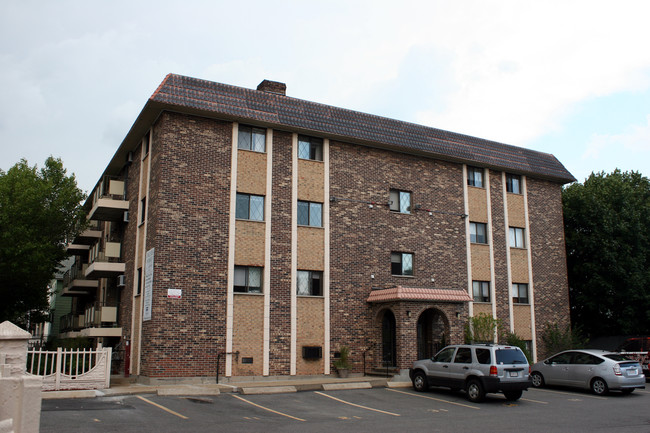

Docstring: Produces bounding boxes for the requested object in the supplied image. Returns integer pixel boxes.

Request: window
[236,193,264,221]
[509,227,525,248]
[506,174,521,194]
[512,283,529,304]
[470,222,488,244]
[143,133,150,156]
[234,266,262,293]
[476,348,491,364]
[389,189,411,214]
[298,135,323,161]
[472,281,490,302]
[433,347,455,363]
[297,270,322,296]
[454,347,472,363]
[391,252,413,276]
[140,197,146,224]
[467,166,484,188]
[238,125,266,152]
[136,268,142,295]
[297,201,322,227]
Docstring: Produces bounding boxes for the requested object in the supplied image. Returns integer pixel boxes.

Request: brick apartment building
[61,74,575,380]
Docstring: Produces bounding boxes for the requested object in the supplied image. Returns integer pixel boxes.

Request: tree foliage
[563,170,650,337]
[540,323,588,355]
[465,313,502,343]
[0,157,86,325]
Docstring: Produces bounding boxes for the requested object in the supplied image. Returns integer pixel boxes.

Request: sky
[1,0,649,194]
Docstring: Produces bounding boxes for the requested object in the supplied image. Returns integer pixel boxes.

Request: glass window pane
[234,267,246,287]
[249,195,264,221]
[309,202,322,227]
[311,142,323,161]
[236,194,249,219]
[297,201,309,225]
[474,169,483,187]
[298,139,310,159]
[252,128,266,152]
[470,223,477,243]
[400,191,411,213]
[238,127,251,150]
[402,253,413,276]
[297,271,309,295]
[482,282,489,299]
[389,190,399,211]
[248,267,262,293]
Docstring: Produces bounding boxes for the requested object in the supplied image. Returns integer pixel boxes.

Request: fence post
[105,347,112,388]
[55,347,62,391]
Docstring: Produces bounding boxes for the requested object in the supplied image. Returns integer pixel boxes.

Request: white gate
[25,347,112,391]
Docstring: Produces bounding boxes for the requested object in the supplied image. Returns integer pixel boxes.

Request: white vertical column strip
[131,139,143,376]
[485,169,497,333]
[522,176,537,362]
[502,172,515,333]
[290,133,298,375]
[225,123,238,377]
[263,129,273,376]
[323,139,331,374]
[462,165,473,317]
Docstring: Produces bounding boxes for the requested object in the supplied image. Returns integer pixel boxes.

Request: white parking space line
[232,394,306,422]
[530,388,607,400]
[315,391,401,416]
[386,388,480,410]
[135,395,188,419]
[520,397,548,404]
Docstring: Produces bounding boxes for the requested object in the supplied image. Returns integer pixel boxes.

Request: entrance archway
[417,309,448,359]
[381,310,396,367]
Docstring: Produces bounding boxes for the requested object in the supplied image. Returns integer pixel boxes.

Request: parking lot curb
[239,385,297,395]
[322,382,372,391]
[157,385,221,396]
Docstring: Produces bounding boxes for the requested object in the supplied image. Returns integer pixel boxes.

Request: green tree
[563,170,650,337]
[465,313,503,343]
[0,157,86,325]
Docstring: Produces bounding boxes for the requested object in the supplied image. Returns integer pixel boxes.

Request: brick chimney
[257,80,286,95]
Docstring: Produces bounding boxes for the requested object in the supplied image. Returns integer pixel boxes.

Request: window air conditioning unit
[123,211,130,223]
[302,346,322,359]
[117,275,126,287]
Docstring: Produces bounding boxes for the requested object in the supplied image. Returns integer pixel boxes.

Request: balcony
[85,242,126,278]
[60,313,85,334]
[88,176,129,222]
[61,263,99,296]
[78,304,122,338]
[73,221,103,245]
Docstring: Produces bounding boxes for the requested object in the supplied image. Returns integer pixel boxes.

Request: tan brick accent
[513,304,532,340]
[237,150,267,195]
[472,302,493,316]
[468,187,488,222]
[507,193,526,227]
[298,159,324,202]
[232,294,264,376]
[296,297,325,375]
[509,248,529,283]
[471,244,491,280]
[297,227,324,270]
[235,220,265,266]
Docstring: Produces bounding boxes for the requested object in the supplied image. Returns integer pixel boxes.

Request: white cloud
[584,114,650,160]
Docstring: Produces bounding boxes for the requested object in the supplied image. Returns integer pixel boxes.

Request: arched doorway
[381,310,396,367]
[417,309,448,359]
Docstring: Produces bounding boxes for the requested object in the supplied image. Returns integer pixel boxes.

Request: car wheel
[531,372,545,388]
[591,377,609,395]
[465,379,485,403]
[503,390,523,401]
[412,371,429,392]
[621,388,634,395]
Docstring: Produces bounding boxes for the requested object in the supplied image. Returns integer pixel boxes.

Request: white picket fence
[25,347,112,391]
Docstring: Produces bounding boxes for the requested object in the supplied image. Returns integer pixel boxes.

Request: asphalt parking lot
[41,386,650,433]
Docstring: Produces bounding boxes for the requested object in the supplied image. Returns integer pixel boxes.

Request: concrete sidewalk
[41,374,412,399]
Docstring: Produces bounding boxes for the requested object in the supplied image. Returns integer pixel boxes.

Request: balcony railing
[88,176,129,221]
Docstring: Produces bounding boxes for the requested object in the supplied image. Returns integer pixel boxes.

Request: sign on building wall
[143,247,154,321]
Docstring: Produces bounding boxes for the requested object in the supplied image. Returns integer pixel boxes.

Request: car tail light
[613,364,622,376]
[529,366,532,374]
[490,366,498,376]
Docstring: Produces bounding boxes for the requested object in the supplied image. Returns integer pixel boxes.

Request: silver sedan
[530,349,645,395]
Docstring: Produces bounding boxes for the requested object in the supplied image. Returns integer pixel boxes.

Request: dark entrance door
[381,310,396,367]
[417,309,446,359]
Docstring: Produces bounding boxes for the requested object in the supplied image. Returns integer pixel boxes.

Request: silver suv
[409,344,531,402]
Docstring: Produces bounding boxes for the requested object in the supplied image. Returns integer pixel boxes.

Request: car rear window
[605,354,634,362]
[495,348,527,364]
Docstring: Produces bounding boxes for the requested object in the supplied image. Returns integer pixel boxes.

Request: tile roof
[367,286,473,303]
[148,74,575,183]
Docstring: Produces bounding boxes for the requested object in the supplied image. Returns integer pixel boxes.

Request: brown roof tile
[149,74,575,183]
